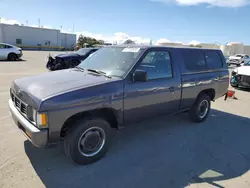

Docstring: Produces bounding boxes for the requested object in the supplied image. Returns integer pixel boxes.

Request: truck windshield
[78,47,143,77]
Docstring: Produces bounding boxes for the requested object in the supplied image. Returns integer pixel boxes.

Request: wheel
[64,117,114,165]
[68,60,80,68]
[8,53,17,61]
[188,93,211,123]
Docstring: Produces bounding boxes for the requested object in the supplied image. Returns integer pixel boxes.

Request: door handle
[169,87,175,93]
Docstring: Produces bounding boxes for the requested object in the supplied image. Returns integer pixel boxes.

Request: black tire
[8,53,17,61]
[68,60,80,68]
[64,117,114,165]
[188,93,211,123]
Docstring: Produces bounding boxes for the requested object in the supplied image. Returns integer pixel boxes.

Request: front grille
[241,75,250,82]
[11,91,28,117]
[21,103,27,114]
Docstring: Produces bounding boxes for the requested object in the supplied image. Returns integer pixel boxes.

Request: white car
[0,43,23,61]
[227,54,250,66]
[231,61,250,88]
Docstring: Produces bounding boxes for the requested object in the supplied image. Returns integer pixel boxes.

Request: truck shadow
[24,109,250,188]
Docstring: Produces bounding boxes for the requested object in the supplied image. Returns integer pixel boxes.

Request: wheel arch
[197,88,215,101]
[8,52,17,60]
[60,108,120,138]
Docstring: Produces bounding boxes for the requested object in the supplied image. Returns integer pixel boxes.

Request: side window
[244,55,249,59]
[182,50,206,71]
[4,45,12,48]
[137,51,173,80]
[205,51,223,69]
[0,44,5,49]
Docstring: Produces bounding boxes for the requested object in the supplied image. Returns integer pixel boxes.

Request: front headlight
[36,112,48,129]
[231,70,237,76]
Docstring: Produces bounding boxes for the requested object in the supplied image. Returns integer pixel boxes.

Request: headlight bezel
[31,109,48,129]
[36,112,48,129]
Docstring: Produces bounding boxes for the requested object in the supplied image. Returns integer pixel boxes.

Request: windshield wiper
[75,66,85,72]
[87,68,112,78]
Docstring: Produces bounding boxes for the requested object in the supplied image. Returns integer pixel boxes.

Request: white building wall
[200,43,220,49]
[243,45,250,55]
[59,33,76,49]
[1,24,60,46]
[0,25,3,42]
[227,42,244,55]
[0,23,76,49]
[220,45,230,56]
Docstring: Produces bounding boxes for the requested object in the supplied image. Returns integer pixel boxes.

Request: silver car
[0,43,23,60]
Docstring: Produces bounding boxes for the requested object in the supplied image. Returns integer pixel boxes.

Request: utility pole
[73,23,75,33]
[38,18,40,27]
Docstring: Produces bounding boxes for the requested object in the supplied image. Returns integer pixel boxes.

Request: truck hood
[11,69,119,109]
[234,66,250,76]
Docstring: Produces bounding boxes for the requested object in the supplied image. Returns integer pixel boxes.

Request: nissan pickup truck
[8,45,229,165]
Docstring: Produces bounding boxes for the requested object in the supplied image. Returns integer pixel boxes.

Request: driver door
[123,49,181,125]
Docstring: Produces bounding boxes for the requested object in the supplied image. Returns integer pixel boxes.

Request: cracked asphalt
[0,51,250,188]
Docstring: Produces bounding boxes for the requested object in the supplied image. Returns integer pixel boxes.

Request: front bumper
[8,99,48,147]
[228,60,241,65]
[230,75,250,88]
[17,53,23,58]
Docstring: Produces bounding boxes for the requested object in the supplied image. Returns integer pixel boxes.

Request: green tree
[189,44,202,48]
[77,34,103,48]
[124,39,135,44]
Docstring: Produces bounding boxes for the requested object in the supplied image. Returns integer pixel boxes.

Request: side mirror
[133,70,148,82]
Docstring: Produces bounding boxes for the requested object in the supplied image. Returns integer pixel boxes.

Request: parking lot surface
[0,51,250,188]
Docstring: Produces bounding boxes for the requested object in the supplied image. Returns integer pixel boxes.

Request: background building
[0,23,76,50]
[156,40,250,56]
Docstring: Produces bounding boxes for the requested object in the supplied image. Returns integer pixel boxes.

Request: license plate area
[18,122,31,138]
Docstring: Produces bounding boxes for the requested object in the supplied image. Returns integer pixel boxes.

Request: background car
[0,43,23,61]
[230,61,250,88]
[227,54,250,66]
[46,47,99,71]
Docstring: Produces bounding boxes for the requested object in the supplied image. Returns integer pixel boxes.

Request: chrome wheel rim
[198,100,209,119]
[78,127,106,157]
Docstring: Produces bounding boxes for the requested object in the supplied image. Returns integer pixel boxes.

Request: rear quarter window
[181,49,206,71]
[205,51,223,69]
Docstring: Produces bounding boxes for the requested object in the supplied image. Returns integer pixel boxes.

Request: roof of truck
[104,44,221,51]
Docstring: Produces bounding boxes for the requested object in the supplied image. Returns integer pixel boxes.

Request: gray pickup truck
[9,45,229,165]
